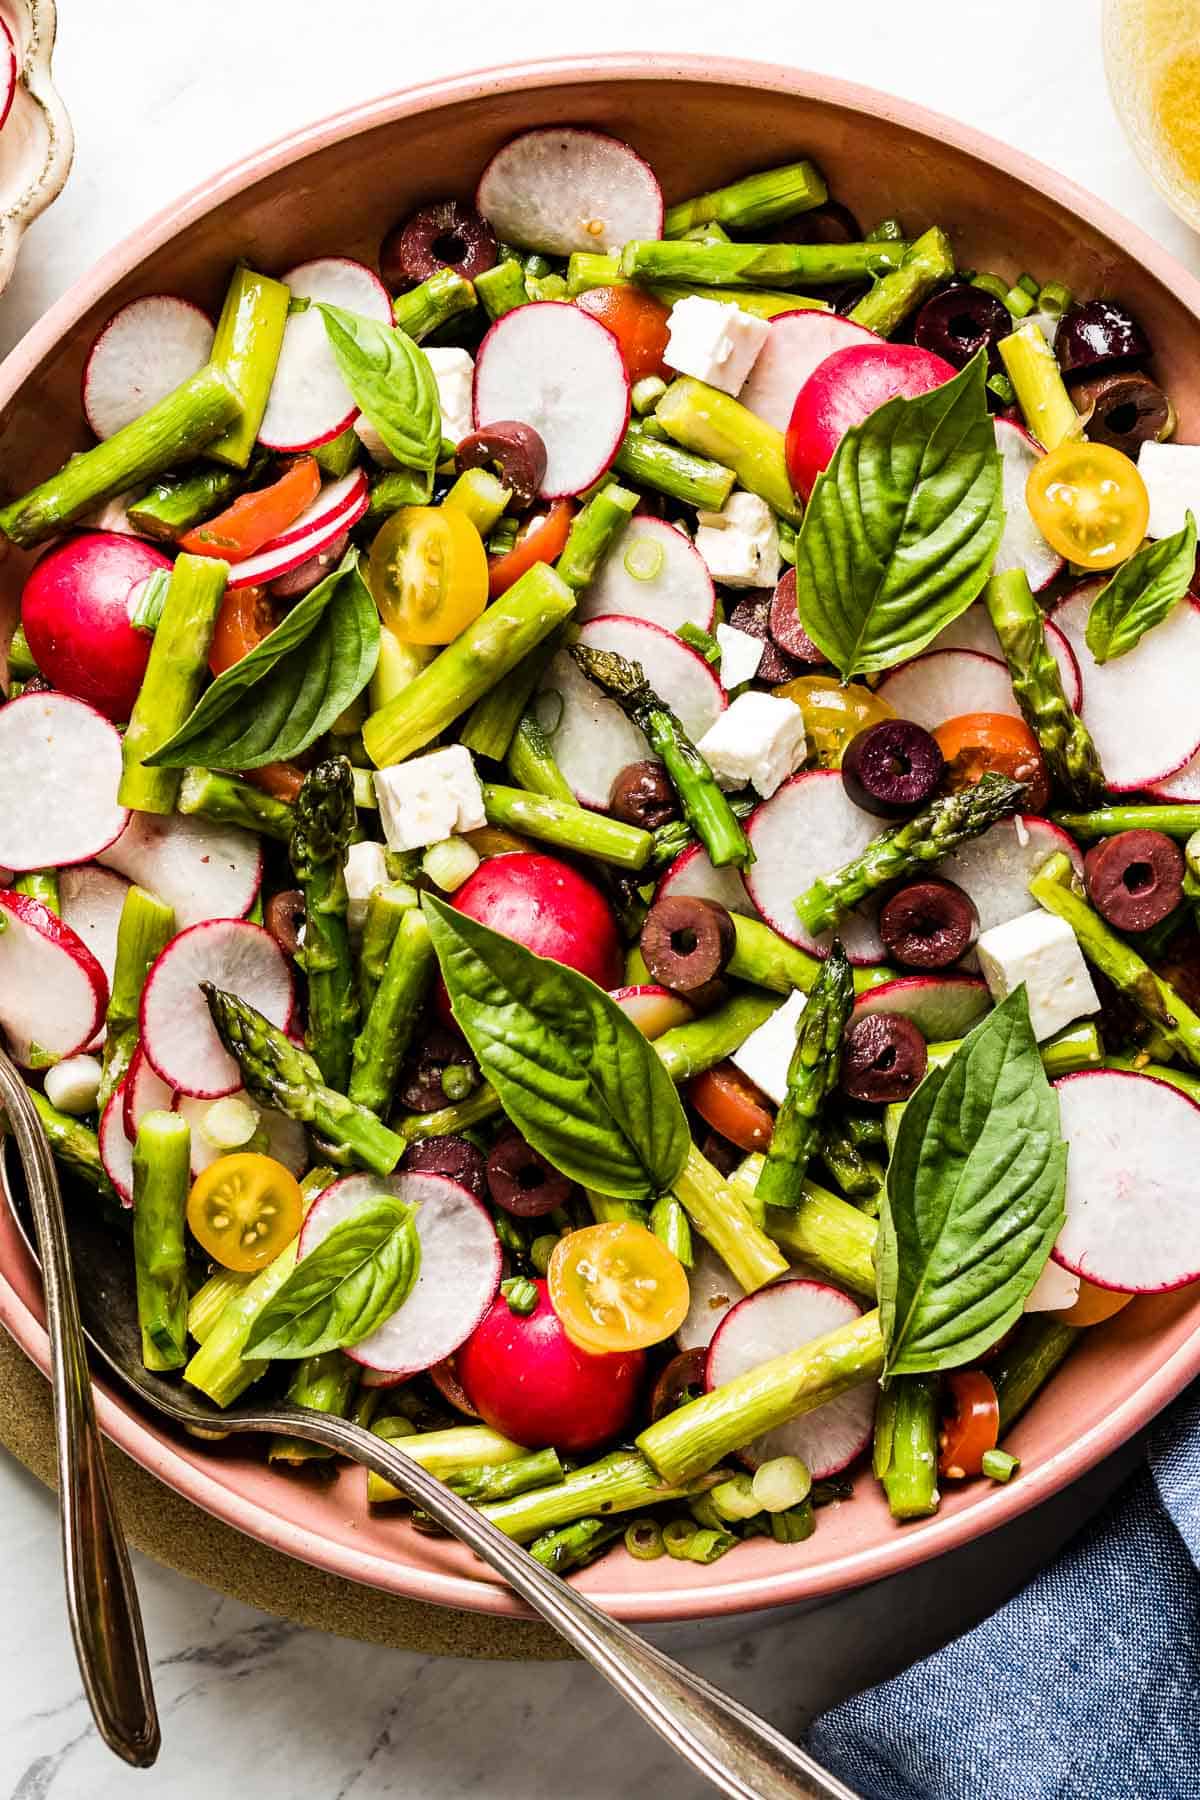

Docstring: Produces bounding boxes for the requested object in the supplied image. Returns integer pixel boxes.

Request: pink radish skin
[123,1045,175,1143]
[226,483,368,591]
[851,974,990,1041]
[258,470,367,552]
[739,312,877,433]
[0,17,15,134]
[300,1171,502,1376]
[98,810,262,930]
[476,127,663,256]
[174,1089,308,1180]
[575,516,715,633]
[993,420,1065,592]
[1051,1070,1200,1292]
[1146,753,1200,802]
[0,694,129,872]
[473,304,630,499]
[0,891,108,1068]
[918,602,1080,706]
[609,985,695,1039]
[785,342,957,500]
[140,921,295,1098]
[59,865,129,998]
[83,296,214,441]
[746,770,886,963]
[259,259,391,453]
[20,532,172,722]
[655,841,755,919]
[938,817,1084,959]
[581,615,724,738]
[706,1279,876,1477]
[878,642,1082,730]
[99,1083,134,1206]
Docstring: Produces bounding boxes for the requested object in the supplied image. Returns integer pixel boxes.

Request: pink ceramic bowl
[2,54,1200,1627]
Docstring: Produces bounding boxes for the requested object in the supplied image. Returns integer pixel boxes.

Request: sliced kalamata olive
[456,421,548,511]
[780,202,864,247]
[397,1026,479,1113]
[1073,371,1176,454]
[879,878,979,969]
[399,1133,487,1201]
[769,567,825,663]
[1056,299,1151,379]
[264,889,305,957]
[650,1347,709,1420]
[382,199,498,289]
[840,1013,928,1104]
[486,1128,573,1217]
[699,1128,742,1177]
[641,896,736,993]
[268,531,350,601]
[728,595,803,685]
[1083,830,1184,933]
[841,720,945,818]
[1157,924,1200,1012]
[609,759,677,830]
[913,282,1012,372]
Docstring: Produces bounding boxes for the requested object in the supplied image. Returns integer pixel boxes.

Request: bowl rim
[2,50,1199,1625]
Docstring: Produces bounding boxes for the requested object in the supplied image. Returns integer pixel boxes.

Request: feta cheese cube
[424,347,475,446]
[663,296,770,397]
[343,839,389,933]
[1024,1258,1081,1314]
[731,990,806,1107]
[43,1054,103,1118]
[694,492,782,589]
[697,691,806,798]
[975,909,1100,1042]
[715,622,764,690]
[374,746,486,853]
[1137,440,1200,539]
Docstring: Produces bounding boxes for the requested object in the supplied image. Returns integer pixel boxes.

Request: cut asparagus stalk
[392,268,476,341]
[313,426,360,479]
[367,1423,527,1504]
[672,1144,789,1294]
[127,461,250,541]
[184,1235,303,1406]
[348,906,434,1115]
[398,1085,504,1143]
[926,1020,1103,1080]
[985,569,1105,807]
[612,423,735,511]
[23,1088,113,1197]
[6,623,39,681]
[187,1267,254,1345]
[998,321,1082,451]
[458,639,558,763]
[654,378,802,524]
[481,783,652,871]
[556,482,640,592]
[177,767,295,841]
[132,1109,191,1371]
[119,554,229,814]
[1052,805,1200,841]
[475,258,530,321]
[98,885,176,1111]
[269,1351,358,1465]
[665,161,828,237]
[874,1375,940,1519]
[649,282,829,319]
[208,264,291,468]
[504,712,576,805]
[653,993,781,1082]
[290,758,359,1092]
[730,1154,877,1298]
[991,1316,1079,1431]
[848,226,955,338]
[443,467,510,537]
[479,1448,723,1542]
[357,880,418,1014]
[621,239,909,289]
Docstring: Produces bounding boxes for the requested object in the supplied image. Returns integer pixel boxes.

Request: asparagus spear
[874,1376,940,1520]
[119,554,230,814]
[290,758,359,1092]
[131,1109,191,1371]
[556,481,640,592]
[358,880,417,1014]
[998,321,1081,452]
[848,226,955,337]
[269,1351,358,1465]
[984,569,1106,806]
[208,264,291,467]
[927,1020,1103,1079]
[348,906,435,1115]
[664,161,828,237]
[505,712,576,805]
[126,462,250,541]
[794,772,1025,936]
[480,1448,723,1542]
[185,1235,303,1406]
[620,239,909,289]
[481,783,651,871]
[571,643,753,869]
[188,1267,254,1345]
[98,886,176,1109]
[649,281,828,319]
[24,1090,114,1197]
[475,258,530,320]
[1052,805,1200,841]
[654,379,802,524]
[673,1145,789,1294]
[991,1316,1079,1430]
[612,423,735,511]
[529,1517,629,1573]
[177,766,295,841]
[392,268,476,341]
[366,1423,527,1503]
[755,943,854,1211]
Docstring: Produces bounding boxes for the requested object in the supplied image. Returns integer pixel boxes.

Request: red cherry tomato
[574,285,671,383]
[208,585,277,676]
[487,499,574,599]
[786,342,957,500]
[456,1280,645,1453]
[938,1369,1000,1479]
[20,531,171,722]
[688,1062,775,1153]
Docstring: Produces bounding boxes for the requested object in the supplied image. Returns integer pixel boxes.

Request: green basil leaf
[147,549,380,769]
[318,303,441,473]
[245,1196,421,1360]
[792,353,1004,679]
[878,987,1066,1378]
[422,894,690,1202]
[1085,510,1197,664]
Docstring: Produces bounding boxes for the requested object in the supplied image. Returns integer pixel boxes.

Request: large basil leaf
[423,894,690,1202]
[318,303,441,473]
[147,549,380,769]
[878,988,1066,1378]
[1085,510,1197,664]
[793,353,1004,679]
[245,1196,421,1360]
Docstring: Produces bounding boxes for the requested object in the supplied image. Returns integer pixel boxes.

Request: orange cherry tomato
[1025,440,1149,570]
[1060,1277,1136,1327]
[245,762,306,804]
[208,585,277,677]
[487,498,575,599]
[688,1062,775,1153]
[934,712,1051,815]
[187,1152,303,1273]
[548,1222,690,1353]
[938,1369,1000,1479]
[179,456,322,563]
[574,285,671,383]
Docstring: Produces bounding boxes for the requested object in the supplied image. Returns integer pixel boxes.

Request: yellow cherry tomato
[1025,441,1150,570]
[772,674,895,767]
[187,1153,303,1273]
[548,1222,690,1354]
[367,504,488,645]
[1060,1278,1136,1328]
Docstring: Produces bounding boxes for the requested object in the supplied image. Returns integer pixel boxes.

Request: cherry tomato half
[688,1062,775,1153]
[245,761,306,804]
[187,1152,303,1273]
[773,674,895,767]
[934,712,1051,815]
[1060,1277,1136,1327]
[368,503,488,645]
[1026,440,1150,570]
[548,1222,690,1354]
[487,498,574,599]
[208,585,276,677]
[574,285,671,384]
[938,1369,1000,1479]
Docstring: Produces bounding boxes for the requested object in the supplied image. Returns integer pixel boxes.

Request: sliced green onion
[677,621,722,664]
[1016,272,1041,298]
[624,537,665,582]
[624,1517,665,1560]
[982,1447,1020,1483]
[128,568,172,634]
[751,1454,813,1513]
[683,1526,736,1563]
[1037,280,1074,317]
[987,370,1016,407]
[662,1517,698,1559]
[1006,284,1036,319]
[711,1472,763,1521]
[500,1276,539,1317]
[971,272,1011,305]
[421,836,480,893]
[534,688,564,736]
[200,1095,260,1151]
[440,1062,477,1103]
[631,376,669,416]
[770,1500,816,1543]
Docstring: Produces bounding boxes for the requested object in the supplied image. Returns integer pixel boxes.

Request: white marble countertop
[1,4,1197,1796]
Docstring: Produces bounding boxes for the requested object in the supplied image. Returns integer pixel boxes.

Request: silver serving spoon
[0,1052,160,1766]
[0,1133,856,1800]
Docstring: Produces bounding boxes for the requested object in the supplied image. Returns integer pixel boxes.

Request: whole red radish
[20,531,171,722]
[786,342,957,501]
[457,1281,644,1453]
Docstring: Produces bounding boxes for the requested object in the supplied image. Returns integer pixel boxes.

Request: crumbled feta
[663,296,769,397]
[374,746,486,853]
[424,347,475,447]
[1024,1258,1081,1314]
[731,990,806,1107]
[343,839,389,932]
[715,622,764,690]
[44,1054,103,1117]
[1137,440,1200,539]
[697,691,806,798]
[975,909,1100,1042]
[694,491,782,589]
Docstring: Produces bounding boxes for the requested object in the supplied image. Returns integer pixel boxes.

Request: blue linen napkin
[808,1385,1200,1799]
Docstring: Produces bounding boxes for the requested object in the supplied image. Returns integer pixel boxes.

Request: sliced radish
[739,312,877,433]
[82,296,215,441]
[140,920,294,1098]
[919,604,1082,710]
[655,841,755,919]
[58,865,129,996]
[576,517,715,632]
[299,1170,502,1376]
[786,342,956,501]
[99,1082,134,1206]
[937,817,1084,947]
[473,304,630,499]
[0,891,107,1068]
[0,695,128,872]
[878,643,1082,731]
[258,469,367,551]
[745,771,886,963]
[1051,584,1200,791]
[706,1279,876,1477]
[851,974,989,1041]
[609,985,695,1039]
[122,1043,175,1142]
[98,811,262,929]
[677,1242,746,1351]
[1146,751,1200,802]
[1052,1070,1200,1292]
[174,1088,308,1180]
[226,479,368,591]
[993,420,1065,593]
[476,127,663,256]
[259,258,392,453]
[581,616,725,735]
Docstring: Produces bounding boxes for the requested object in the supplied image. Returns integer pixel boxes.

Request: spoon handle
[0,1057,160,1767]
